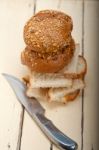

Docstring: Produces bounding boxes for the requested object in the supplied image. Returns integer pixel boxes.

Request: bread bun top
[24,10,73,53]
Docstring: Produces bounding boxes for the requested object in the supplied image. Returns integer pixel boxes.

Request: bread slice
[63,56,87,79]
[48,79,85,102]
[26,87,80,104]
[29,56,86,88]
[64,90,80,102]
[60,44,80,73]
[29,72,72,88]
[26,88,48,101]
[58,90,80,104]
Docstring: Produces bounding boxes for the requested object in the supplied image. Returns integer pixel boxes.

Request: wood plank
[20,1,60,150]
[83,1,99,150]
[59,0,83,51]
[36,0,60,12]
[0,0,33,150]
[52,1,83,149]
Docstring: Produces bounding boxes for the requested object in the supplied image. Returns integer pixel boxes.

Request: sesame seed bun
[24,10,73,53]
[21,38,75,73]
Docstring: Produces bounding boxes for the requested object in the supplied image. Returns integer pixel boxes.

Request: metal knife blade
[2,73,45,115]
[3,73,78,150]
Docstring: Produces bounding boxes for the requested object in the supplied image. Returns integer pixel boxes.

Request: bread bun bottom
[21,39,75,73]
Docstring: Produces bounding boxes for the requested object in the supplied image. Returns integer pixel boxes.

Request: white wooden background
[0,0,99,150]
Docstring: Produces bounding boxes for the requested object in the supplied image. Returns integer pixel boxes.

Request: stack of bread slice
[24,45,87,103]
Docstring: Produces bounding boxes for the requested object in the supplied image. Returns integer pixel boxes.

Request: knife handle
[35,113,78,150]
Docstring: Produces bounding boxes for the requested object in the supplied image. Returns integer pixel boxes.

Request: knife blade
[3,73,78,150]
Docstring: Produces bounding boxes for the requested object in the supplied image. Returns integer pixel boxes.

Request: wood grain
[83,1,99,150]
[36,0,60,11]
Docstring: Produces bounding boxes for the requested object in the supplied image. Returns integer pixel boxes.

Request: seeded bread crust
[24,10,73,53]
[21,38,75,73]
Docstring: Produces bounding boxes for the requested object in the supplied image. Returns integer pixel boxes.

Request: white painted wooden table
[0,0,99,150]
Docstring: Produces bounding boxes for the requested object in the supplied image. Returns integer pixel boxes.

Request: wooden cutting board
[0,0,99,150]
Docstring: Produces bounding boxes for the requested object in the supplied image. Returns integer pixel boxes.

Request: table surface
[0,0,99,150]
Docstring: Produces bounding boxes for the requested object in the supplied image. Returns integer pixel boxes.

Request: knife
[3,73,78,150]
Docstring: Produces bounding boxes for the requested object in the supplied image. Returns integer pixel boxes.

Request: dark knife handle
[34,113,78,150]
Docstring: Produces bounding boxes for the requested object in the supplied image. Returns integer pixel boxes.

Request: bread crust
[63,56,87,79]
[21,39,75,73]
[48,89,80,103]
[64,90,80,102]
[24,10,73,53]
